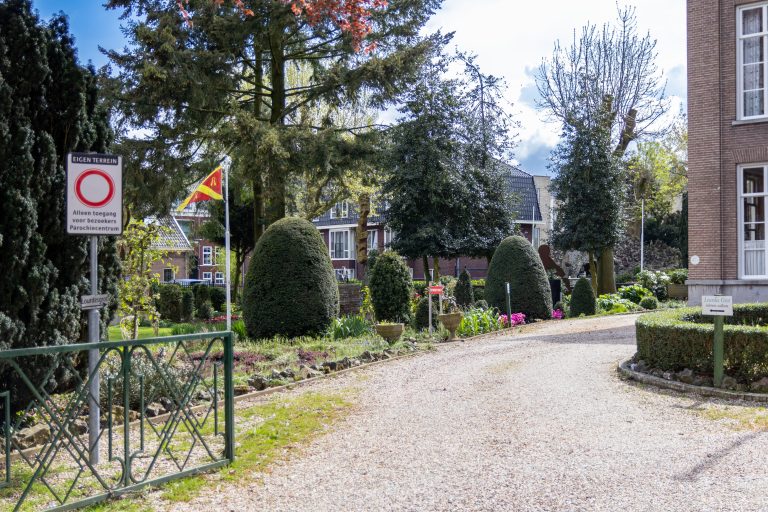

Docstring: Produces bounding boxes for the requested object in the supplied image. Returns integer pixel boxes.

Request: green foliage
[473,285,485,302]
[639,296,659,310]
[455,269,475,307]
[456,308,502,338]
[366,250,380,278]
[171,323,198,336]
[485,236,552,320]
[368,251,412,323]
[182,289,194,322]
[615,271,636,284]
[209,286,226,312]
[0,1,120,411]
[231,319,248,341]
[243,218,339,339]
[636,306,768,382]
[413,296,438,331]
[198,301,214,321]
[596,293,641,314]
[570,278,596,317]
[192,285,211,314]
[617,285,653,305]
[158,285,184,323]
[100,352,192,411]
[327,315,373,340]
[636,270,670,300]
[667,268,688,285]
[473,299,489,309]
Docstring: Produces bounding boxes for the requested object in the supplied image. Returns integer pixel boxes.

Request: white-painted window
[739,164,768,278]
[330,230,351,259]
[533,227,541,248]
[384,227,394,248]
[202,271,213,282]
[215,272,225,285]
[367,230,378,251]
[329,201,349,219]
[202,246,212,265]
[335,267,356,280]
[738,3,768,119]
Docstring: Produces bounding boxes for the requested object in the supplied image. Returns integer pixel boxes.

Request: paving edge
[617,359,768,403]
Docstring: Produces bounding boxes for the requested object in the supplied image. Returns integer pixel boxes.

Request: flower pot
[667,283,688,300]
[438,312,463,341]
[375,323,404,343]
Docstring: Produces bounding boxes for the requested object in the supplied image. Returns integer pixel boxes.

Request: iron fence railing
[0,332,234,511]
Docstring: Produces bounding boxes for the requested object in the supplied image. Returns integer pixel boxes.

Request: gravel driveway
[179,315,768,511]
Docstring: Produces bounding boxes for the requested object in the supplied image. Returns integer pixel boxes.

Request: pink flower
[552,309,564,320]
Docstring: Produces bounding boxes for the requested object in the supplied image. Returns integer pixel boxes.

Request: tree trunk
[588,251,598,296]
[423,255,430,283]
[597,248,617,295]
[356,193,371,278]
[266,19,287,226]
[252,174,265,242]
[432,256,440,282]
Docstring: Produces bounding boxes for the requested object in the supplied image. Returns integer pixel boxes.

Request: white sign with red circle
[66,153,122,235]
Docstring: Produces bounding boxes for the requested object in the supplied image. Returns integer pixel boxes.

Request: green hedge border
[636,304,768,382]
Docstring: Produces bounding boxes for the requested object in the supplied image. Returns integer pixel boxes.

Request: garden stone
[14,424,50,449]
[298,365,322,380]
[159,397,174,412]
[280,368,295,379]
[339,357,351,370]
[662,371,675,381]
[651,369,664,378]
[145,403,165,417]
[677,369,695,384]
[234,385,250,396]
[323,361,337,372]
[721,376,739,390]
[248,375,269,391]
[636,360,649,372]
[70,419,88,435]
[351,359,362,367]
[692,376,713,387]
[195,390,211,401]
[751,377,768,393]
[360,351,373,362]
[271,369,282,380]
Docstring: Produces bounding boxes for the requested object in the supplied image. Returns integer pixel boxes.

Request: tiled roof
[313,161,543,227]
[148,216,193,252]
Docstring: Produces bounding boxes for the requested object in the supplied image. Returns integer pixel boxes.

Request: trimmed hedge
[486,236,552,320]
[242,217,339,338]
[158,284,183,323]
[455,269,474,307]
[636,305,768,382]
[414,296,438,330]
[570,278,596,317]
[369,251,412,322]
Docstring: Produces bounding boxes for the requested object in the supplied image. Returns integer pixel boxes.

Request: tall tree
[105,0,444,235]
[0,0,119,407]
[535,5,668,293]
[549,99,623,294]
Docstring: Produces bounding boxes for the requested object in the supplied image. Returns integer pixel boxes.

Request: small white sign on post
[80,294,110,310]
[702,295,734,316]
[66,153,123,235]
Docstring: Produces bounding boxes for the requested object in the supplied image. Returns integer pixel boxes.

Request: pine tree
[0,0,118,407]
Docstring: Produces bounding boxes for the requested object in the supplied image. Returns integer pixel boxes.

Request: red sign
[428,285,444,295]
[75,169,115,208]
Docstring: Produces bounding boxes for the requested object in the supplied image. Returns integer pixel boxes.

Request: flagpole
[224,162,232,332]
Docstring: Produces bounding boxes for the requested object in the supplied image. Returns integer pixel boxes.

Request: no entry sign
[428,285,444,296]
[66,153,122,235]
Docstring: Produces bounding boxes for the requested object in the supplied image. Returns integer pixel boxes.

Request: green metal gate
[0,332,235,511]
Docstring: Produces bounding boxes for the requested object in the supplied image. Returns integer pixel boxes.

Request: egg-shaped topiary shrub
[454,268,475,308]
[242,218,339,339]
[485,236,552,320]
[368,250,412,322]
[570,277,596,317]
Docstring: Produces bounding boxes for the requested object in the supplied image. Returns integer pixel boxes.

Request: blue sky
[32,0,687,175]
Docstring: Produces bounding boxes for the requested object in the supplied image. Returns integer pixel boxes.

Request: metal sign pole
[506,282,512,323]
[713,316,724,387]
[88,236,100,464]
[428,283,433,335]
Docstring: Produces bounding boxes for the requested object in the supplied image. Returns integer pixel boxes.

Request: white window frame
[738,164,768,279]
[329,229,352,260]
[329,201,349,219]
[202,246,213,266]
[202,271,213,283]
[163,268,175,282]
[384,227,394,248]
[737,3,768,120]
[215,272,225,285]
[335,267,356,280]
[367,230,378,251]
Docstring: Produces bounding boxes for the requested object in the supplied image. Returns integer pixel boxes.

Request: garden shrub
[553,301,564,312]
[209,286,226,312]
[636,270,670,300]
[100,352,193,410]
[473,299,489,309]
[667,268,688,284]
[636,305,768,382]
[171,323,197,335]
[570,278,596,317]
[473,285,485,302]
[414,296,438,330]
[198,301,214,321]
[366,249,380,278]
[327,315,373,340]
[485,236,552,320]
[369,250,412,322]
[192,285,211,314]
[640,296,659,310]
[158,284,184,323]
[618,284,653,305]
[242,217,339,338]
[181,288,194,321]
[455,269,474,307]
[597,293,640,314]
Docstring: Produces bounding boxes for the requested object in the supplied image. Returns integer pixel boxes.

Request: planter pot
[375,323,404,343]
[438,312,463,341]
[667,283,688,300]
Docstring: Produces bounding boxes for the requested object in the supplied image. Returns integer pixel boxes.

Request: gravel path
[179,315,768,511]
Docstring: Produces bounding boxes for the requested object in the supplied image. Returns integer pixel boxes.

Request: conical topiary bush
[485,236,552,320]
[455,268,474,308]
[242,217,339,338]
[570,277,596,317]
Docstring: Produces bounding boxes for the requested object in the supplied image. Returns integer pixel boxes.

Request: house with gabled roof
[313,164,551,280]
[148,216,193,283]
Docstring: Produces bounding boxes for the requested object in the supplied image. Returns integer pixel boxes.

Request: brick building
[313,164,550,280]
[148,216,193,282]
[688,0,768,303]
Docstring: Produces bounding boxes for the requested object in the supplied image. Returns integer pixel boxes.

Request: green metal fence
[0,332,235,511]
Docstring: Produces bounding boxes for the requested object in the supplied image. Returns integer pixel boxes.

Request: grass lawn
[107,325,173,340]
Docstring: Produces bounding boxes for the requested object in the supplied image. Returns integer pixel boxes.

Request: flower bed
[636,304,768,383]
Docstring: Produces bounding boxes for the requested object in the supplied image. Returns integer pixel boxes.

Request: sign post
[67,153,122,465]
[702,295,733,387]
[505,282,512,324]
[428,285,444,334]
